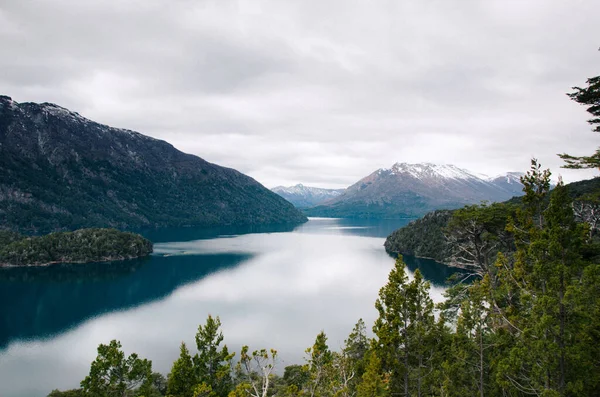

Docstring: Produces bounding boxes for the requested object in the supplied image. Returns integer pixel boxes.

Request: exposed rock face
[0,96,307,233]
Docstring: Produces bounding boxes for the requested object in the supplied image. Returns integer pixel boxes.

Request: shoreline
[0,253,151,269]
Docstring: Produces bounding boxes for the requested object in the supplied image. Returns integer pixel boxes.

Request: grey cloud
[1,0,598,188]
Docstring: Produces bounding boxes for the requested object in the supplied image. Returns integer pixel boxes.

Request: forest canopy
[0,228,152,267]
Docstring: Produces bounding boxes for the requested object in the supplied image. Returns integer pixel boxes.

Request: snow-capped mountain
[486,172,526,197]
[271,184,345,208]
[304,163,525,218]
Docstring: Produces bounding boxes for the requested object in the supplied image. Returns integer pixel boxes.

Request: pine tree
[80,340,153,397]
[193,315,235,397]
[559,58,600,169]
[342,319,369,395]
[167,342,197,397]
[373,256,437,397]
[356,352,389,397]
[498,177,592,396]
[305,331,333,397]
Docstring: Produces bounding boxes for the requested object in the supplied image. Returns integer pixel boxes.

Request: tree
[150,372,168,397]
[442,281,493,397]
[47,390,84,397]
[573,193,600,239]
[373,256,437,397]
[341,319,369,396]
[282,364,310,391]
[559,52,600,169]
[234,346,277,397]
[498,180,592,396]
[305,331,334,397]
[80,340,153,397]
[356,352,388,397]
[193,315,235,397]
[445,203,515,280]
[167,342,197,397]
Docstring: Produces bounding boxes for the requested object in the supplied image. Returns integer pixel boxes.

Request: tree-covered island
[0,228,153,267]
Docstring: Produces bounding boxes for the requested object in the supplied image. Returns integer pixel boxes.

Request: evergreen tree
[442,282,492,397]
[80,340,153,397]
[356,352,389,397]
[373,256,437,397]
[305,331,334,397]
[498,178,592,396]
[193,315,235,397]
[342,319,369,395]
[167,342,196,397]
[559,56,600,169]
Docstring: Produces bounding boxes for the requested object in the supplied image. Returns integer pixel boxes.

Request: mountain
[486,172,525,197]
[271,184,345,208]
[304,163,524,218]
[0,96,307,233]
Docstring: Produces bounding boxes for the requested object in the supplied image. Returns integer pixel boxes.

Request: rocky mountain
[271,184,345,208]
[0,96,307,233]
[304,163,524,218]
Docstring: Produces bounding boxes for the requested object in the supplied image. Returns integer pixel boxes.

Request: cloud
[1,0,598,187]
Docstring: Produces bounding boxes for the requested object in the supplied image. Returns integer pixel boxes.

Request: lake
[0,218,458,397]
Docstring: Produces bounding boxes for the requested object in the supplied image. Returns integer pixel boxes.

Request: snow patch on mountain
[271,184,345,208]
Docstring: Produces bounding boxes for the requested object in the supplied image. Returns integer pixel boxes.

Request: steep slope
[304,163,524,218]
[271,184,345,208]
[0,96,306,233]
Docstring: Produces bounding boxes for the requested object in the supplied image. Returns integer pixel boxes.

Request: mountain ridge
[0,96,307,233]
[304,162,525,218]
[271,184,345,208]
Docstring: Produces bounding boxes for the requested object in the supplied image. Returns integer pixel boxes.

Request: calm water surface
[0,218,458,397]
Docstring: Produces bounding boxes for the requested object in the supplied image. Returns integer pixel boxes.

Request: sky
[1,0,599,188]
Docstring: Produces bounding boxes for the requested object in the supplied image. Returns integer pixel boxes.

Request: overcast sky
[1,0,598,188]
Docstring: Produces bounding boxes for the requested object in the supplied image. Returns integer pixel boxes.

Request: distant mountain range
[271,184,345,208]
[303,163,525,218]
[0,96,306,233]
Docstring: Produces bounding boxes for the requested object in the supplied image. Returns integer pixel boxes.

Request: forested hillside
[385,175,600,265]
[0,228,152,267]
[0,96,306,234]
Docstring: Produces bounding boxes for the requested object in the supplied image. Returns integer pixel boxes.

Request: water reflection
[0,254,251,350]
[0,218,458,397]
[140,222,301,243]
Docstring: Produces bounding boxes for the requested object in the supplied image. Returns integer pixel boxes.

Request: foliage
[47,389,85,397]
[385,176,600,266]
[304,331,333,397]
[233,346,277,397]
[559,71,600,169]
[80,339,153,397]
[167,343,196,397]
[193,315,235,397]
[0,228,152,267]
[384,210,453,262]
[0,229,24,246]
[373,257,438,396]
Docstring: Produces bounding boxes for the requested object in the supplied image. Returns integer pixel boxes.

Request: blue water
[0,218,457,397]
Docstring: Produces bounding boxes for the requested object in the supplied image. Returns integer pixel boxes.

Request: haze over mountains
[271,184,345,208]
[301,163,525,218]
[0,96,306,233]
